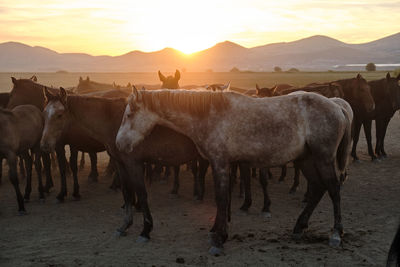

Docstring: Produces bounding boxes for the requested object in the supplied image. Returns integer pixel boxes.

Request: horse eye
[127,114,131,118]
[57,114,63,118]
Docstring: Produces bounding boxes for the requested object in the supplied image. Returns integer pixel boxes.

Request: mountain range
[0,33,399,72]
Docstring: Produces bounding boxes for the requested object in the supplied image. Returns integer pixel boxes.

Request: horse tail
[387,223,400,267]
[336,103,353,183]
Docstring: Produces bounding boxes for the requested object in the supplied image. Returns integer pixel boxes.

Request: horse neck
[67,96,124,145]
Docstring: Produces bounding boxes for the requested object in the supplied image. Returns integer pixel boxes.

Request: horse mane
[140,89,231,117]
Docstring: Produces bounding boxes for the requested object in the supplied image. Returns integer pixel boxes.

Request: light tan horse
[0,105,45,214]
[116,89,354,255]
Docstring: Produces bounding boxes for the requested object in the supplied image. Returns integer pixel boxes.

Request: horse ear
[11,77,17,84]
[255,84,260,94]
[158,71,166,82]
[86,76,90,81]
[356,73,362,80]
[59,87,67,105]
[30,75,37,82]
[43,87,54,102]
[386,72,391,80]
[175,69,181,81]
[79,76,83,82]
[397,73,400,80]
[222,82,231,91]
[141,86,146,91]
[131,85,142,102]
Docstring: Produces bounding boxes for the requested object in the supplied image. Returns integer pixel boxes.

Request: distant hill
[0,33,399,72]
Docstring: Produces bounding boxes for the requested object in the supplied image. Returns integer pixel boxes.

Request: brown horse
[352,73,400,160]
[158,70,180,89]
[0,105,45,214]
[7,78,104,201]
[76,76,131,94]
[117,89,353,255]
[40,88,208,241]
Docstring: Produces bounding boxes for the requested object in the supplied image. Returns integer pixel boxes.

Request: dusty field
[0,95,400,266]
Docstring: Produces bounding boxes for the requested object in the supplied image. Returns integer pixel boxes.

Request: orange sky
[0,0,399,55]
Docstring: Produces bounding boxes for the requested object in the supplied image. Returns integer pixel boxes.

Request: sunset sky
[0,0,399,55]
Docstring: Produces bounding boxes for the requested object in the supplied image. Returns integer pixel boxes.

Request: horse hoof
[18,210,27,216]
[329,232,341,247]
[292,232,303,240]
[136,236,149,243]
[114,230,127,237]
[261,212,272,219]
[209,246,224,256]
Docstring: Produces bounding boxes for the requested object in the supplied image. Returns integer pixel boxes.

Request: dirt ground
[1,116,400,266]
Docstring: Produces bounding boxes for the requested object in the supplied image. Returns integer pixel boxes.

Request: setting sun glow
[0,0,399,55]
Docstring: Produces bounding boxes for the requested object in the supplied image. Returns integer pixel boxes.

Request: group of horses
[1,70,400,262]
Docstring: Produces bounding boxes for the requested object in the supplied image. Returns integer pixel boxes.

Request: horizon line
[1,31,399,57]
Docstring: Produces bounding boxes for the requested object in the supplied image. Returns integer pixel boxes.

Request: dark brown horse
[0,105,45,214]
[40,89,208,242]
[76,76,131,94]
[387,222,400,266]
[352,73,400,160]
[158,70,180,89]
[7,78,103,201]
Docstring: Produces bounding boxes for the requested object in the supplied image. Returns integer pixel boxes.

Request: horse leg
[289,164,301,194]
[197,158,209,200]
[22,151,33,201]
[351,119,362,161]
[293,159,326,239]
[19,156,26,180]
[190,160,199,197]
[88,152,99,182]
[363,120,377,161]
[170,165,180,195]
[114,161,134,236]
[239,163,251,212]
[230,162,238,185]
[69,147,80,200]
[208,160,230,255]
[7,152,25,214]
[279,165,287,182]
[380,117,390,158]
[315,161,344,247]
[55,146,67,202]
[0,158,3,184]
[251,167,257,178]
[259,167,271,217]
[144,163,152,184]
[162,165,170,182]
[104,156,115,177]
[127,161,153,242]
[375,118,383,158]
[79,152,85,170]
[34,150,45,201]
[42,152,53,193]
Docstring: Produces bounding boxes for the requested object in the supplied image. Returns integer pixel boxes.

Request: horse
[158,70,181,89]
[7,77,104,201]
[352,73,400,160]
[116,88,354,255]
[0,105,45,214]
[76,76,131,94]
[40,88,208,241]
[205,82,231,92]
